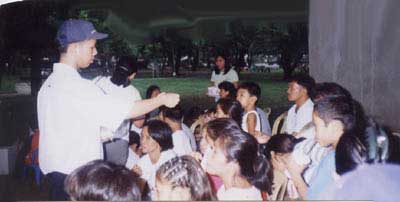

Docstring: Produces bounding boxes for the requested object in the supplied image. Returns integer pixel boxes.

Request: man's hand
[157,92,180,108]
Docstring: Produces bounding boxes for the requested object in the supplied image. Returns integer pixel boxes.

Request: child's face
[219,89,229,98]
[215,56,225,70]
[151,89,161,98]
[313,112,343,147]
[155,178,191,201]
[140,126,160,153]
[206,139,230,176]
[216,104,229,118]
[287,81,306,102]
[236,88,255,108]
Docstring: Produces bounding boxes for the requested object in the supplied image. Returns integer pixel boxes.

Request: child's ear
[250,96,258,105]
[328,120,344,140]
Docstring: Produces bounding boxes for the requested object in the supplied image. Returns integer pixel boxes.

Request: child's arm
[246,113,258,137]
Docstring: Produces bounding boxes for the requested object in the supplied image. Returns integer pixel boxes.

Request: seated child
[159,105,193,156]
[65,160,141,201]
[155,155,216,201]
[236,82,261,136]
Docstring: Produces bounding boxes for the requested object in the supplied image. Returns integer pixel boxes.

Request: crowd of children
[35,51,398,201]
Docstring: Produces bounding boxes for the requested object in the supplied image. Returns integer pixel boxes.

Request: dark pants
[47,172,69,201]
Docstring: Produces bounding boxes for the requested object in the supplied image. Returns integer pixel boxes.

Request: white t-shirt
[172,130,193,156]
[94,76,142,141]
[38,63,132,174]
[137,149,176,199]
[125,147,140,169]
[285,99,314,134]
[182,123,197,151]
[210,68,239,86]
[217,185,263,200]
[241,110,261,133]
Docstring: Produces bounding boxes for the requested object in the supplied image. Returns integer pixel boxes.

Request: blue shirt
[306,150,336,200]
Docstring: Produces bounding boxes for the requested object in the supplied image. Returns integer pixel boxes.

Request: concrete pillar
[309,0,400,131]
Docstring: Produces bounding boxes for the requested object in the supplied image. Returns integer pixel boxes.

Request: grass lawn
[132,70,291,122]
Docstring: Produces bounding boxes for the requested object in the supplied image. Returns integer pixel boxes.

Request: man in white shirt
[38,19,179,200]
[284,74,331,185]
[159,106,193,156]
[285,74,316,135]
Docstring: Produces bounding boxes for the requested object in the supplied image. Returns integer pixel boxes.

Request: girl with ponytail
[204,118,272,200]
[285,96,367,200]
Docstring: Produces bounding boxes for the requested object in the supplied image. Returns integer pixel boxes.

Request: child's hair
[207,118,273,194]
[238,81,261,102]
[129,130,141,147]
[146,85,160,99]
[312,82,352,102]
[160,105,183,123]
[183,106,203,127]
[216,98,244,126]
[111,55,137,87]
[288,74,316,98]
[264,133,305,158]
[156,155,216,201]
[145,120,173,152]
[214,53,232,75]
[314,96,367,175]
[65,160,141,201]
[218,81,237,99]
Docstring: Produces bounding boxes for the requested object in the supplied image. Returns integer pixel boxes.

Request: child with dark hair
[204,118,272,200]
[286,74,316,136]
[65,160,141,201]
[132,120,176,200]
[265,134,307,200]
[215,98,244,126]
[93,55,144,166]
[159,105,193,156]
[125,131,141,170]
[237,82,262,136]
[155,155,217,201]
[146,85,161,120]
[218,81,237,100]
[285,96,368,200]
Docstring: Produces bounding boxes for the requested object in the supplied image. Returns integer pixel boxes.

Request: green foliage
[75,9,134,56]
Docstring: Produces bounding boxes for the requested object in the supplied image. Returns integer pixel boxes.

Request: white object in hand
[207,86,220,97]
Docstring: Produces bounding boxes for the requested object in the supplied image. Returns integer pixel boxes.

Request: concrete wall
[309,0,400,132]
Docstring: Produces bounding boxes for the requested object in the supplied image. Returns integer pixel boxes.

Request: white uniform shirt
[38,63,132,174]
[137,149,176,199]
[217,185,262,200]
[210,68,239,86]
[241,110,261,133]
[93,76,142,141]
[172,130,193,156]
[182,123,197,151]
[285,99,314,134]
[125,147,140,170]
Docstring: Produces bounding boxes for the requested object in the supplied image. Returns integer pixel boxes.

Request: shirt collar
[53,63,81,78]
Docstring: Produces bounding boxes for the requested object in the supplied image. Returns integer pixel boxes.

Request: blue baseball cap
[56,19,108,47]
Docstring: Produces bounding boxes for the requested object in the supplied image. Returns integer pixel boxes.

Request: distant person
[64,160,141,201]
[146,85,161,120]
[38,19,179,200]
[208,53,239,100]
[210,53,239,87]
